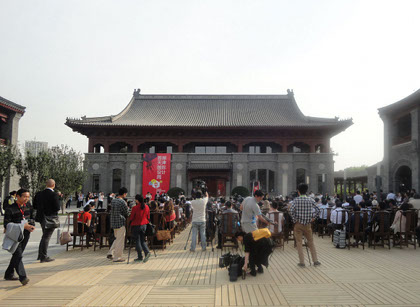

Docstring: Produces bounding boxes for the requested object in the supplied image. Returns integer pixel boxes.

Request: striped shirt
[290,196,320,225]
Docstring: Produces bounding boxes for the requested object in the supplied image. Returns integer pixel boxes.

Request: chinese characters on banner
[142,153,171,196]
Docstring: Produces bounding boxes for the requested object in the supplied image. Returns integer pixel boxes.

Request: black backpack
[228,254,245,282]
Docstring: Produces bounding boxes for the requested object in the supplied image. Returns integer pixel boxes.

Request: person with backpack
[235,229,273,277]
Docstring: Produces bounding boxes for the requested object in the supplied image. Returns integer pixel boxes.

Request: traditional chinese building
[0,95,26,196]
[66,89,352,197]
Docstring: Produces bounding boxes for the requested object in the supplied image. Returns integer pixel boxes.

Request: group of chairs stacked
[65,206,190,251]
[313,207,418,249]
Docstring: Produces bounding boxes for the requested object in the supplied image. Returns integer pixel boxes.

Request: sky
[1,0,419,171]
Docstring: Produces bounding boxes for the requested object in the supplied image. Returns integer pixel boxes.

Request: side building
[0,95,26,197]
[66,89,352,197]
[379,89,420,193]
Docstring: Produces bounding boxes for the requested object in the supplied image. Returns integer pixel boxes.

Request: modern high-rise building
[25,140,48,156]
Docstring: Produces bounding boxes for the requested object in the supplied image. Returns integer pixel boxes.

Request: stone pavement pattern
[0,226,419,306]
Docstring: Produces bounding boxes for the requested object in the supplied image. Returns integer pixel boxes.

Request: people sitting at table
[164,200,176,229]
[129,194,151,262]
[77,204,93,245]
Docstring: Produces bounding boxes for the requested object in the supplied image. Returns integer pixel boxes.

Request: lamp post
[343,169,347,201]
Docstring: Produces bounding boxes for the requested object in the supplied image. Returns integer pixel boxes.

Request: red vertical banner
[142,153,171,196]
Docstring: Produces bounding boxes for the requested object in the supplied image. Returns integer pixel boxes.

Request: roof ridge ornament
[133,88,141,98]
[287,89,294,97]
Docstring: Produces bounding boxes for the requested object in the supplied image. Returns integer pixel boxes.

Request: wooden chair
[347,211,368,250]
[266,211,285,249]
[149,212,167,249]
[282,210,294,244]
[393,209,417,249]
[369,211,391,249]
[93,212,111,250]
[220,212,240,248]
[67,211,91,251]
[318,207,332,238]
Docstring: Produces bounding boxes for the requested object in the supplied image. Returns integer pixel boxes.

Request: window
[166,146,173,153]
[194,146,227,153]
[92,174,100,193]
[296,168,306,188]
[195,146,205,153]
[149,146,155,153]
[249,169,276,193]
[317,174,323,194]
[112,169,122,193]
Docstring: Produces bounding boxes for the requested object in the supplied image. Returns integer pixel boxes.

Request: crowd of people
[3,179,420,286]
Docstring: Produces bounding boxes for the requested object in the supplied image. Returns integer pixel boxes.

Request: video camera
[219,252,235,268]
[197,180,208,195]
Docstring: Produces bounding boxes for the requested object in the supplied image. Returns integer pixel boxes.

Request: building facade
[66,89,352,197]
[0,95,26,197]
[379,89,420,193]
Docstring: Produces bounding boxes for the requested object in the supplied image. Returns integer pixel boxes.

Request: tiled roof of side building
[378,88,420,116]
[0,96,26,114]
[66,91,352,129]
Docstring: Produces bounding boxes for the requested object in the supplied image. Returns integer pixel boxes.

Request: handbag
[145,223,156,236]
[59,216,72,245]
[156,230,171,241]
[44,215,60,229]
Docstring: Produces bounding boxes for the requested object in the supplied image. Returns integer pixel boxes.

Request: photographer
[190,190,209,252]
[3,188,35,285]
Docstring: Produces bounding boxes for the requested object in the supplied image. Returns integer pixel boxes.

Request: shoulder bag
[45,215,60,229]
[59,215,72,245]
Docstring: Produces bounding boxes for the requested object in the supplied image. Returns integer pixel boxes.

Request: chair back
[72,212,82,235]
[404,209,417,233]
[220,212,240,235]
[267,211,283,234]
[96,212,111,237]
[372,211,391,234]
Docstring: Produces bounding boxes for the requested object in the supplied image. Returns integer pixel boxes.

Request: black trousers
[38,224,55,260]
[5,230,30,281]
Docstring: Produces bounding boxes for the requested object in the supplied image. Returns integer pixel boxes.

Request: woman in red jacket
[129,194,151,262]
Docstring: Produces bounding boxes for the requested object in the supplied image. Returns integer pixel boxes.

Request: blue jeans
[131,225,149,259]
[190,221,206,251]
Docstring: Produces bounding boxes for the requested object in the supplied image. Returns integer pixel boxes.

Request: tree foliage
[0,144,18,195]
[231,186,250,197]
[15,145,87,199]
[167,187,185,199]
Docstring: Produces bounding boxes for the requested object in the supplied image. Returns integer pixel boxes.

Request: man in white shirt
[190,191,209,252]
[386,191,396,200]
[353,191,363,205]
[330,202,348,227]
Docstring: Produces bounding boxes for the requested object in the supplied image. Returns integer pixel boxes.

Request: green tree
[48,145,87,200]
[15,150,53,197]
[15,145,87,200]
[0,144,17,197]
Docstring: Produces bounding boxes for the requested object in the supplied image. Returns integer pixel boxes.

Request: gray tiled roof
[0,96,26,113]
[66,92,351,129]
[378,88,420,115]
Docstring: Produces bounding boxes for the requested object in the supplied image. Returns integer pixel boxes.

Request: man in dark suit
[33,179,60,263]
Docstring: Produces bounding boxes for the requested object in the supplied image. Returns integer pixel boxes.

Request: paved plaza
[0,224,419,307]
